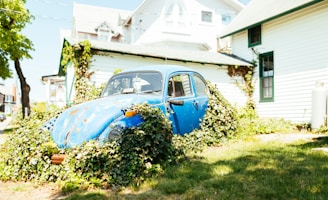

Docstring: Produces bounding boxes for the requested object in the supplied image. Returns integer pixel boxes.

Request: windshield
[101,71,163,97]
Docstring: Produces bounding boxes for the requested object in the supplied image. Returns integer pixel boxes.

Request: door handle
[193,100,199,110]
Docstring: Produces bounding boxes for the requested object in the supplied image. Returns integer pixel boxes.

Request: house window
[201,11,212,23]
[259,52,274,102]
[248,24,261,47]
[221,14,231,25]
[4,95,13,103]
[165,1,186,28]
[97,23,111,41]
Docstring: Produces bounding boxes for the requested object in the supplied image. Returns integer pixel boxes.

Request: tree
[0,0,34,118]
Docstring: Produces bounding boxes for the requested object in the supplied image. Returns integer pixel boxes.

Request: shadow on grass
[60,136,328,200]
[2,127,17,134]
[56,191,108,200]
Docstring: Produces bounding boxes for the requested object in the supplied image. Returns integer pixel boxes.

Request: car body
[45,65,209,148]
[0,113,6,122]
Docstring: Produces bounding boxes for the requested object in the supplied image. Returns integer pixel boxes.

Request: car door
[166,72,201,135]
[191,73,209,124]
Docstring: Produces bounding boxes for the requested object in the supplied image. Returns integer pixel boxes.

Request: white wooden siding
[130,0,240,51]
[230,1,328,123]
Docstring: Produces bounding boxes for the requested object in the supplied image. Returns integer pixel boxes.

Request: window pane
[262,54,274,77]
[249,25,261,46]
[168,74,192,97]
[262,77,272,98]
[193,74,208,95]
[181,74,192,96]
[202,11,212,23]
[222,15,231,25]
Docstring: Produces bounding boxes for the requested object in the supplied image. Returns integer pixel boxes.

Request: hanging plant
[227,62,256,109]
[61,40,100,104]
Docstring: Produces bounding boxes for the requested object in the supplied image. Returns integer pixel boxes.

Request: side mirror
[167,99,184,106]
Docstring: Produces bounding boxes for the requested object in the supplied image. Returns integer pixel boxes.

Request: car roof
[122,65,195,75]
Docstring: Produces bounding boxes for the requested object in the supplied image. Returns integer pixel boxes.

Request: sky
[2,0,249,102]
[2,0,143,102]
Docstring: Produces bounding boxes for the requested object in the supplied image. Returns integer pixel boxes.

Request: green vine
[227,62,256,109]
[61,40,97,104]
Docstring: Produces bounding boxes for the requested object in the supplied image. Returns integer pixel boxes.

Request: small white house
[46,0,253,107]
[220,0,328,125]
[60,38,252,105]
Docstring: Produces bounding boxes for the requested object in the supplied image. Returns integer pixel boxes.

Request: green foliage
[236,107,296,137]
[0,110,63,182]
[0,103,180,189]
[314,125,328,133]
[200,82,238,143]
[0,0,34,79]
[172,82,239,153]
[61,40,96,104]
[0,80,297,192]
[227,62,257,109]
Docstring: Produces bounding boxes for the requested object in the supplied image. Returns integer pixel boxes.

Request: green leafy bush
[0,103,180,189]
[236,107,296,137]
[199,82,238,144]
[63,104,180,188]
[172,82,239,153]
[0,108,64,182]
[0,81,295,190]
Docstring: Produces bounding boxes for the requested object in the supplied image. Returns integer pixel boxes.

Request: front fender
[98,114,144,141]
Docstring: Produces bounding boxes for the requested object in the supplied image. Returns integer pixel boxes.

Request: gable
[220,0,323,38]
[73,3,131,35]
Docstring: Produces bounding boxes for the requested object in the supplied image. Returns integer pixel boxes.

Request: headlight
[108,124,124,141]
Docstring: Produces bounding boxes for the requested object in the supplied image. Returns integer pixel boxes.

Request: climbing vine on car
[173,81,239,152]
[0,103,181,189]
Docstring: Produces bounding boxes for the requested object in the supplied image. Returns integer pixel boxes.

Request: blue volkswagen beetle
[47,65,209,148]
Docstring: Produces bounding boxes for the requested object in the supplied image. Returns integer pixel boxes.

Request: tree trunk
[14,58,30,118]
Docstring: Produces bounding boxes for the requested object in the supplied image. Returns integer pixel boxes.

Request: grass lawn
[61,133,328,200]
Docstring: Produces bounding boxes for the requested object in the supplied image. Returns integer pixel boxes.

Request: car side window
[168,74,192,97]
[193,74,208,95]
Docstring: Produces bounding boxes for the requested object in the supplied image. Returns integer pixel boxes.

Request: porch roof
[59,38,253,75]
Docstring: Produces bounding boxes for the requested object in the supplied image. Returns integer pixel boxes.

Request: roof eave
[220,0,323,38]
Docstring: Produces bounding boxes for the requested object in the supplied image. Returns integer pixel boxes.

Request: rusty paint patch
[69,109,80,116]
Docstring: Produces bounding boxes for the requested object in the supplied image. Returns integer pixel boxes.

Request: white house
[60,38,252,104]
[123,0,244,52]
[72,0,244,51]
[220,0,328,126]
[0,83,16,114]
[47,0,254,107]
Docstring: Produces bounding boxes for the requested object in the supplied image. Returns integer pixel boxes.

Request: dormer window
[164,0,186,29]
[201,11,212,23]
[96,22,111,41]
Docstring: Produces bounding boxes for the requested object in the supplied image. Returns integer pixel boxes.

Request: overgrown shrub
[236,107,296,137]
[199,82,238,143]
[0,81,295,190]
[173,82,239,153]
[63,104,180,188]
[0,108,64,182]
[0,103,180,189]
